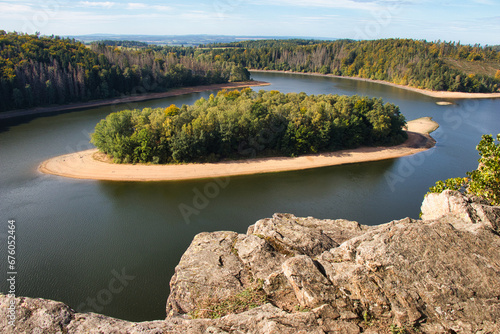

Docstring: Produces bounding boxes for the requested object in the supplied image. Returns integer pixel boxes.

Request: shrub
[427,134,500,205]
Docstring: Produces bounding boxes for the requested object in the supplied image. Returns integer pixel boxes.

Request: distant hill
[65,34,337,46]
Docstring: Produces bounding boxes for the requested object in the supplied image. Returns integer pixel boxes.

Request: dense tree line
[4,32,498,113]
[201,39,500,93]
[0,31,249,112]
[91,89,407,164]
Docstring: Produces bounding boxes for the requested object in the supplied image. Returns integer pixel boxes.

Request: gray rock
[261,272,297,312]
[317,203,500,330]
[421,190,475,222]
[166,231,252,316]
[247,213,366,257]
[2,191,499,333]
[282,255,337,308]
[421,190,500,233]
[0,295,179,334]
[233,234,286,281]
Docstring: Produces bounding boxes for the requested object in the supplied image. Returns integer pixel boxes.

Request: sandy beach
[0,81,270,120]
[250,70,500,100]
[39,117,438,182]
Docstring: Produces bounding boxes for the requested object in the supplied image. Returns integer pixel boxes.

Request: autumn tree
[202,38,500,93]
[0,31,250,112]
[428,134,500,205]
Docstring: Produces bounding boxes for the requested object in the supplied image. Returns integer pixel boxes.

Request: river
[0,71,499,321]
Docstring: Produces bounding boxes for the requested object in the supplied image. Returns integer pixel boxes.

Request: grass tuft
[189,280,267,319]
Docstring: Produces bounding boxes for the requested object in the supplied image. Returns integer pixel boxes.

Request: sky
[0,0,499,45]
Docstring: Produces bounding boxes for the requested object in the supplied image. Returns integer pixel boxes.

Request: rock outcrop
[1,190,499,333]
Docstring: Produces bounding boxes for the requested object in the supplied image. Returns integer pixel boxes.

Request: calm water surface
[1,72,499,321]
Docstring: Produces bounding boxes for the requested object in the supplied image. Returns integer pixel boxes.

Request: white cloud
[281,14,340,21]
[125,3,171,11]
[153,5,172,11]
[79,1,115,8]
[180,10,221,20]
[127,2,148,10]
[0,2,33,13]
[35,10,175,32]
[251,0,381,11]
[473,0,494,4]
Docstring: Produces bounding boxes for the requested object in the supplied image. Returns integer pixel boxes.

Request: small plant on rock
[189,281,267,319]
[293,305,310,312]
[389,324,407,334]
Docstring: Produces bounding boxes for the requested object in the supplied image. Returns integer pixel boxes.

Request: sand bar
[0,81,270,120]
[250,70,500,100]
[39,118,438,182]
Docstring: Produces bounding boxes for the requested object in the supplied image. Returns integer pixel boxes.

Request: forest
[90,89,407,164]
[0,31,249,112]
[2,32,499,113]
[201,38,500,93]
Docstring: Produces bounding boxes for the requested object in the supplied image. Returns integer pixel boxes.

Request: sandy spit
[39,118,438,182]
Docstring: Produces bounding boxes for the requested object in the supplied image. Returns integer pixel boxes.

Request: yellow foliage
[224,90,241,100]
[216,89,227,97]
[165,104,180,116]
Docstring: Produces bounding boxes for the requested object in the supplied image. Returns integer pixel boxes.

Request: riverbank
[0,81,270,120]
[39,117,438,182]
[250,70,500,100]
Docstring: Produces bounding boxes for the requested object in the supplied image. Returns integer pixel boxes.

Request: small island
[39,89,438,181]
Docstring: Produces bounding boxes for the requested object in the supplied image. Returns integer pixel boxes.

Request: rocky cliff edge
[1,190,499,333]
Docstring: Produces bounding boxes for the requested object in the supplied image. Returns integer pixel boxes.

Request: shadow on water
[97,157,398,230]
[0,90,218,134]
[0,103,119,134]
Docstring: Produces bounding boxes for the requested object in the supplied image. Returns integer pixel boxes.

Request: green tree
[0,31,248,113]
[131,128,153,162]
[229,65,250,82]
[467,134,500,205]
[428,134,500,205]
[12,88,23,108]
[91,89,407,164]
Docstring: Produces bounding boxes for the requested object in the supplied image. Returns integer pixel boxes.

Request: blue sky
[0,0,499,45]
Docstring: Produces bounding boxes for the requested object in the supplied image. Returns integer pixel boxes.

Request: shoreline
[39,117,438,182]
[4,70,498,121]
[0,81,270,120]
[250,69,500,100]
